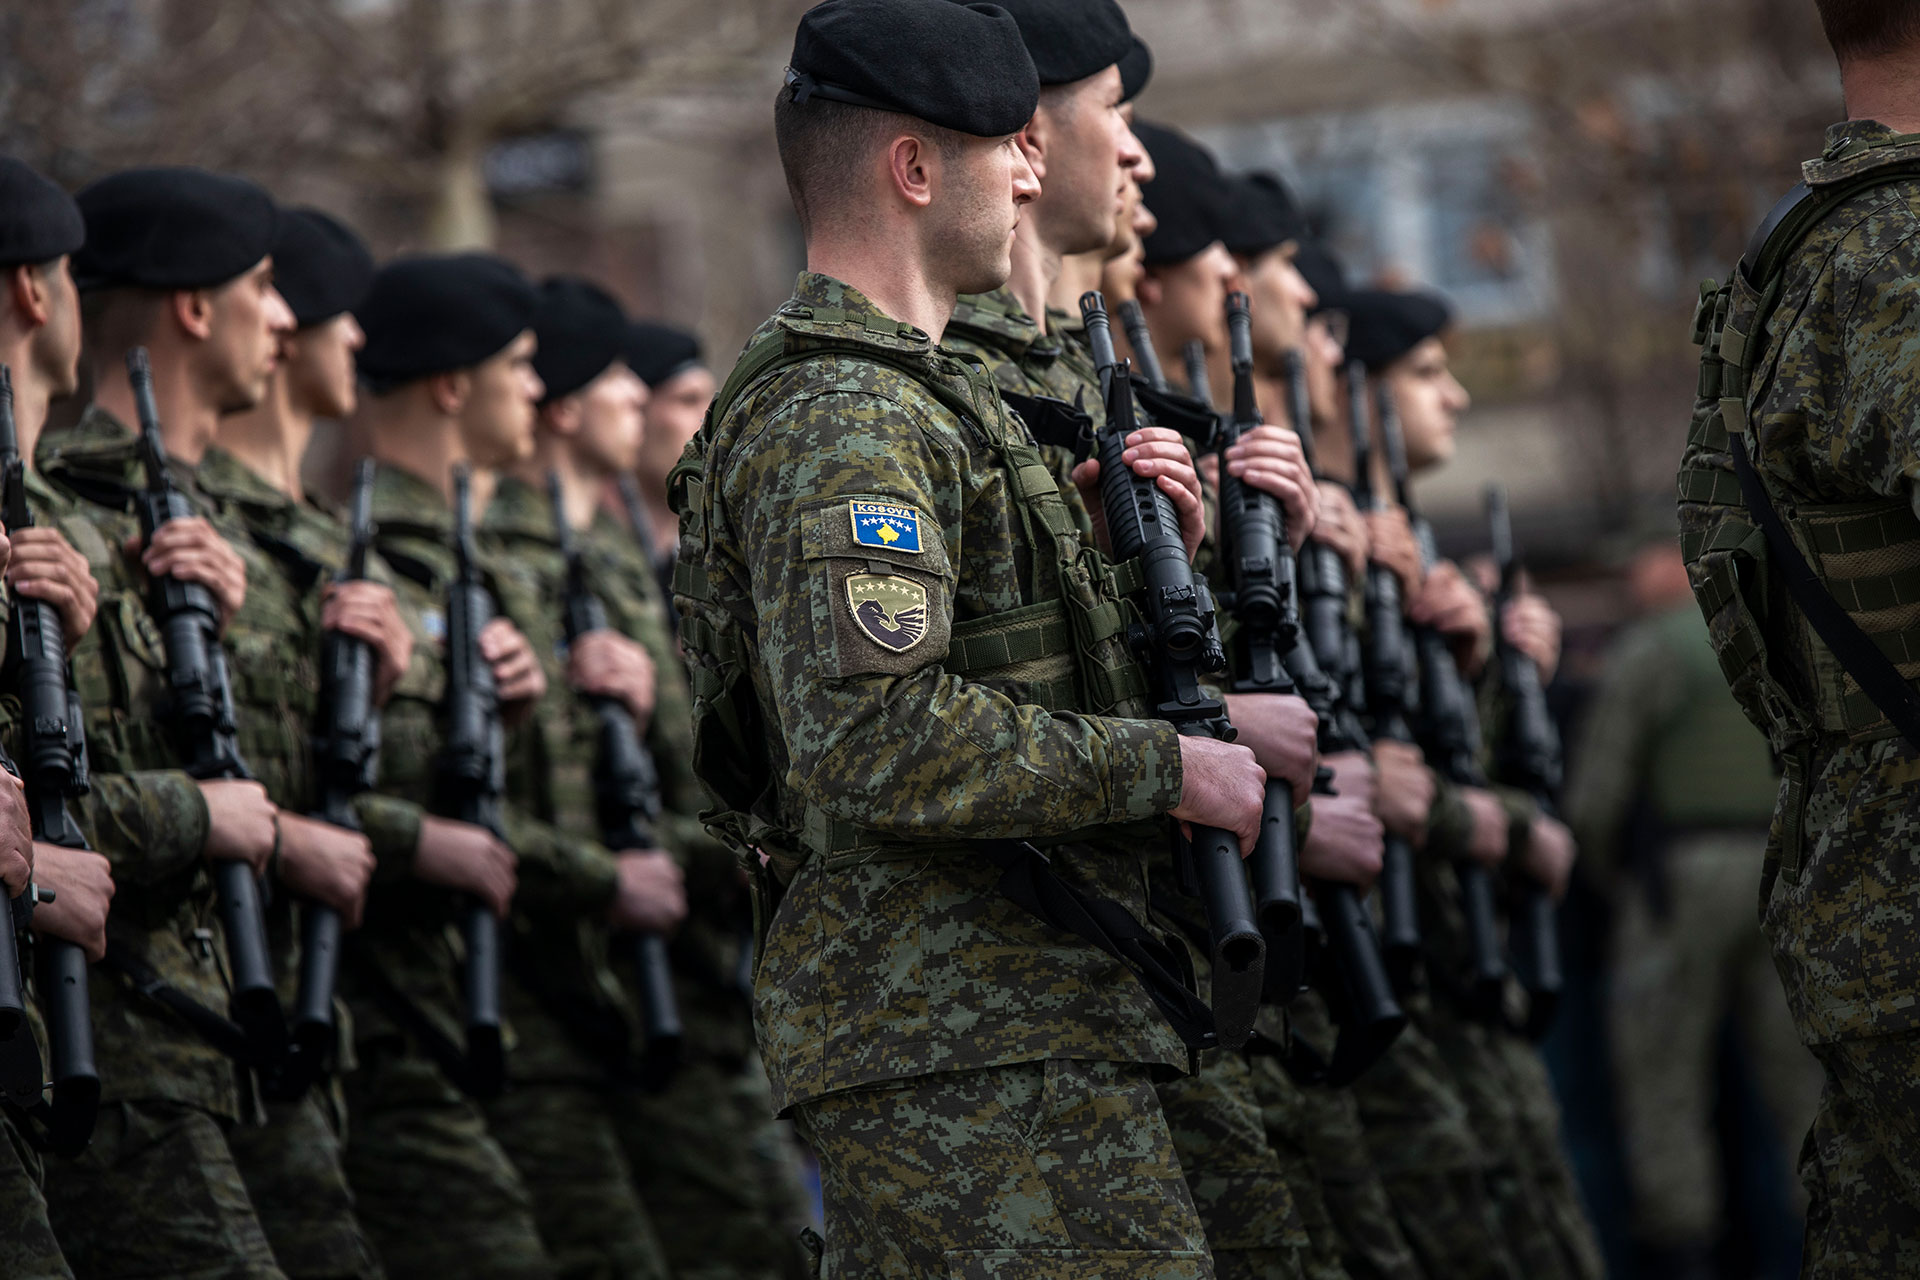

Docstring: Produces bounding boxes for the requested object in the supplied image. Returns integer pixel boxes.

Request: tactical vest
[1680,160,1920,752]
[669,305,1156,887]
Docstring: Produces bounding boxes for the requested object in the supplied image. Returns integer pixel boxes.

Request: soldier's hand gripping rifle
[1276,351,1406,1085]
[1080,290,1264,1050]
[1346,360,1421,989]
[1376,388,1506,1018]
[433,466,506,1097]
[0,366,96,1156]
[1215,296,1305,1003]
[1485,486,1565,1039]
[280,459,381,1099]
[127,348,285,1067]
[549,472,683,1089]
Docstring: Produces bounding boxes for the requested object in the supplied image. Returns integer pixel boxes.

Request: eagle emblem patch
[845,574,929,652]
[849,500,923,553]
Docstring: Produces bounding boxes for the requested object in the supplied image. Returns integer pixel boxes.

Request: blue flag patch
[849,500,924,554]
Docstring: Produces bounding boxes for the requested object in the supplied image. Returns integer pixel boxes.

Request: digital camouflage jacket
[676,273,1190,1111]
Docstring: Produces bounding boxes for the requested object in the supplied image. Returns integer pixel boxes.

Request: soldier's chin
[955,250,1013,298]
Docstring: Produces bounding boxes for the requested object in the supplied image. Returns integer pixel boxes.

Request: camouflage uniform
[478,474,676,1280]
[674,273,1209,1276]
[34,411,283,1279]
[0,1058,71,1279]
[342,461,556,1280]
[1564,602,1817,1254]
[537,491,814,1280]
[947,286,1309,1280]
[1677,124,1920,1272]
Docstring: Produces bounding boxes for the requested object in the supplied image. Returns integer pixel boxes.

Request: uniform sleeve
[352,791,424,880]
[728,390,1183,839]
[76,770,211,884]
[1835,235,1920,505]
[502,805,620,919]
[1562,623,1679,885]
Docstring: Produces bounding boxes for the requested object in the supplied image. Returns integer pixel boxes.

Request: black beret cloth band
[356,253,538,385]
[0,158,85,267]
[787,0,1038,138]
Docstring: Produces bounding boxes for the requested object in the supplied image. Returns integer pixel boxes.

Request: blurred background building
[0,2,1843,1274]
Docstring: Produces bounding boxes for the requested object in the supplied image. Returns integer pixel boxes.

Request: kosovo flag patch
[849,500,923,553]
[846,574,929,652]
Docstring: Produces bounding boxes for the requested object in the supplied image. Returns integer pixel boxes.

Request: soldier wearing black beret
[33,165,311,1280]
[673,0,1270,1273]
[0,148,99,1280]
[1132,121,1239,383]
[625,321,713,565]
[339,248,568,1278]
[1220,171,1322,416]
[479,270,697,1280]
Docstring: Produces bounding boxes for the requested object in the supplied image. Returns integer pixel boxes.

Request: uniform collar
[774,272,935,356]
[1803,119,1920,185]
[482,474,556,542]
[195,444,291,512]
[369,462,452,537]
[948,286,1058,364]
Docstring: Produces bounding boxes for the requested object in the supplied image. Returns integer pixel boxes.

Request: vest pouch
[1681,511,1814,752]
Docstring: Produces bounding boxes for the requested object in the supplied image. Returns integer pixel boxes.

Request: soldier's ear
[542,394,582,438]
[169,287,216,343]
[429,369,470,416]
[1015,121,1046,184]
[1136,275,1163,308]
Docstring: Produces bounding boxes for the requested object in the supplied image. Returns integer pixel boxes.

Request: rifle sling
[102,939,256,1064]
[1729,435,1920,750]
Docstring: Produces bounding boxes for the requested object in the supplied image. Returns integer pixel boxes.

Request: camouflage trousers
[1425,1001,1601,1280]
[1155,1047,1309,1280]
[1608,835,1820,1249]
[1265,996,1421,1280]
[340,1039,554,1280]
[1345,998,1516,1280]
[43,1097,285,1279]
[227,1088,386,1280]
[0,1110,70,1279]
[484,1078,671,1280]
[1798,1029,1920,1277]
[608,1050,814,1280]
[794,1058,1213,1278]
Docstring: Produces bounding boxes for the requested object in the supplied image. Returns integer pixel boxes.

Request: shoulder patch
[846,574,928,652]
[849,500,923,553]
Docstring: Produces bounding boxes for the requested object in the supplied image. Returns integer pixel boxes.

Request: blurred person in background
[1566,535,1819,1280]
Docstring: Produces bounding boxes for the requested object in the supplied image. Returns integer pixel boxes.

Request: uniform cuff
[353,792,425,882]
[1104,718,1185,823]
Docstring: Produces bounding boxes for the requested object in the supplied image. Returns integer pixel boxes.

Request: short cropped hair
[1815,0,1920,61]
[773,91,967,236]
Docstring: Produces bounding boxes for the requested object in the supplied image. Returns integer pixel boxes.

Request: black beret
[981,0,1131,87]
[1220,172,1307,258]
[532,276,628,404]
[1118,37,1153,103]
[626,321,704,390]
[1136,121,1230,266]
[1294,242,1350,316]
[0,159,84,267]
[356,253,537,385]
[1344,288,1453,372]
[72,167,278,293]
[273,208,375,328]
[786,0,1038,138]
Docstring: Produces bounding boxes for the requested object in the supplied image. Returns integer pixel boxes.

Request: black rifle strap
[978,840,1217,1051]
[1729,435,1920,750]
[102,940,255,1064]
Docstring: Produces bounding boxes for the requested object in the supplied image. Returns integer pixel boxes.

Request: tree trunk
[426,131,495,249]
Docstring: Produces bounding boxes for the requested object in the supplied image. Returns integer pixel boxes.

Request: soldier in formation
[0,0,1639,1275]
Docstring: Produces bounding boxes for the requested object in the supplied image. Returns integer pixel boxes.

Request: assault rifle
[433,465,505,1097]
[1215,296,1305,1002]
[1346,360,1421,989]
[128,348,285,1067]
[1275,351,1406,1085]
[1485,486,1565,1039]
[1080,290,1264,1049]
[0,365,96,1156]
[549,472,683,1087]
[283,459,380,1097]
[1376,389,1506,1017]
